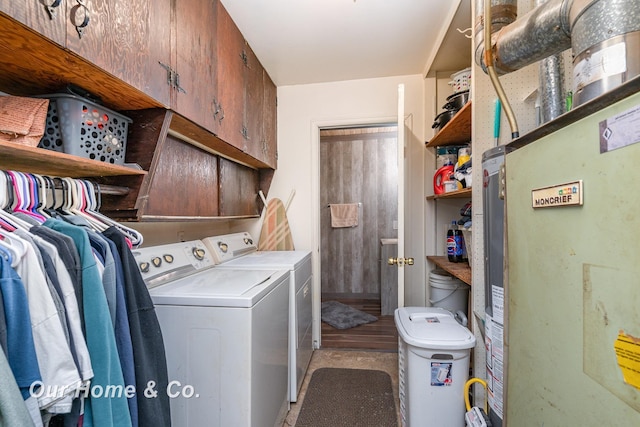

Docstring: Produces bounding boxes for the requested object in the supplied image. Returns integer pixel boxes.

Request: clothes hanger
[42,175,60,217]
[0,171,32,231]
[0,244,13,265]
[6,171,46,223]
[81,179,144,247]
[0,228,28,268]
[33,174,51,219]
[59,176,108,232]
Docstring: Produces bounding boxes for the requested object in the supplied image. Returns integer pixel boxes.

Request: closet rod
[50,181,130,196]
[326,202,362,207]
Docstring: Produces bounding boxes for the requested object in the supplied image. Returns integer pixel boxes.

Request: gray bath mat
[321,301,378,329]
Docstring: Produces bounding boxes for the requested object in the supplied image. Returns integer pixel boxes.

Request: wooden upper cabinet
[262,70,278,169]
[215,1,245,151]
[143,134,219,218]
[64,0,172,107]
[173,0,218,133]
[243,43,265,163]
[0,1,66,46]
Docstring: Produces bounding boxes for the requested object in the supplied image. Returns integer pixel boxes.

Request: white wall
[263,75,426,346]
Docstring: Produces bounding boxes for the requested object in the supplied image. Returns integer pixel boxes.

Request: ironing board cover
[258,198,295,250]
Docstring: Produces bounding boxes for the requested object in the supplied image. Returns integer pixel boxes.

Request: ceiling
[220,0,472,87]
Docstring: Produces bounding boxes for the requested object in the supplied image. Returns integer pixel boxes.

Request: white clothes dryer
[134,240,289,427]
[203,232,313,403]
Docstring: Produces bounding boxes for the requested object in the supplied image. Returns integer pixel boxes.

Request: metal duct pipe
[475,0,572,75]
[570,0,640,105]
[536,0,566,123]
[474,0,518,73]
[539,53,566,122]
[477,0,640,107]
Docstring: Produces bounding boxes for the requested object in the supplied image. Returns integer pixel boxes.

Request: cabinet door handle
[158,62,173,87]
[71,1,90,39]
[45,0,62,20]
[174,73,187,94]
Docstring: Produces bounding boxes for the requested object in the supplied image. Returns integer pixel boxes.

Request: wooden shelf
[425,101,471,148]
[426,187,472,200]
[427,256,471,285]
[0,140,147,178]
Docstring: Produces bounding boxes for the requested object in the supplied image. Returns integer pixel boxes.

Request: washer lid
[149,268,288,308]
[215,250,311,269]
[394,307,476,350]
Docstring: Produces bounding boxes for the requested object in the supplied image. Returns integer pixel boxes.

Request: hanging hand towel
[330,203,359,228]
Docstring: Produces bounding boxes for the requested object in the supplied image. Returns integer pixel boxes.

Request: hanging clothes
[44,219,132,427]
[103,227,171,427]
[0,347,35,426]
[0,254,41,401]
[0,171,168,427]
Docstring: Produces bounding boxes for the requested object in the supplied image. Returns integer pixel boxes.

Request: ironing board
[258,198,295,250]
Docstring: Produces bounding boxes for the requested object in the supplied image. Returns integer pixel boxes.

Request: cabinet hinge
[240,50,248,67]
[241,126,249,140]
[45,0,62,19]
[71,0,90,39]
[158,62,186,94]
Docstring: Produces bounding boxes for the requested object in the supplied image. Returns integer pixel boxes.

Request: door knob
[388,257,415,266]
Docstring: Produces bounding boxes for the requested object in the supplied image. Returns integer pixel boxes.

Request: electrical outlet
[393,220,398,230]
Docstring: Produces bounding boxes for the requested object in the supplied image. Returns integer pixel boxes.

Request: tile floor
[283,349,401,426]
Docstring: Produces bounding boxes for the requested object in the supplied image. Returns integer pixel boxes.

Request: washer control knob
[193,247,206,260]
[243,237,253,245]
[163,254,174,263]
[151,257,162,268]
[139,262,150,273]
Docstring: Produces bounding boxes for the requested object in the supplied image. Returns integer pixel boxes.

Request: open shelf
[426,187,472,200]
[427,256,471,285]
[0,140,147,178]
[425,101,472,148]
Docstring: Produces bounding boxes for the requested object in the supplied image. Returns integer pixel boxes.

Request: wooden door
[64,0,172,106]
[174,0,218,133]
[218,158,260,216]
[261,70,278,168]
[143,134,219,217]
[243,43,264,162]
[215,1,245,151]
[0,0,66,46]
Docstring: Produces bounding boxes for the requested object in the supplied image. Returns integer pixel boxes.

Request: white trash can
[395,307,476,427]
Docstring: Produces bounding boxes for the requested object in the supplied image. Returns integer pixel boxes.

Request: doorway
[319,125,399,351]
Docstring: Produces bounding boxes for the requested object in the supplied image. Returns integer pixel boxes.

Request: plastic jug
[433,164,454,195]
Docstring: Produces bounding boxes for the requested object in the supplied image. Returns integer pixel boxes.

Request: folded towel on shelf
[0,96,49,147]
[329,203,359,228]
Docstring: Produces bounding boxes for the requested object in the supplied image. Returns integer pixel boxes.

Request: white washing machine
[202,232,313,403]
[133,240,289,427]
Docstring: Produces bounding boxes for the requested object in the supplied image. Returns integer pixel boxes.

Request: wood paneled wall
[320,126,398,298]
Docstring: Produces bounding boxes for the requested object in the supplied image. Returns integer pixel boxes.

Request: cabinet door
[243,43,264,162]
[218,158,259,216]
[0,0,66,46]
[174,0,218,132]
[143,135,219,217]
[262,70,278,168]
[64,0,172,106]
[215,1,245,151]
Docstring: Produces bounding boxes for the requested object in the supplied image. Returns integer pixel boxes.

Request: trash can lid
[394,307,476,350]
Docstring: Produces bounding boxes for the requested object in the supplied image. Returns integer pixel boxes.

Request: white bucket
[428,269,470,315]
